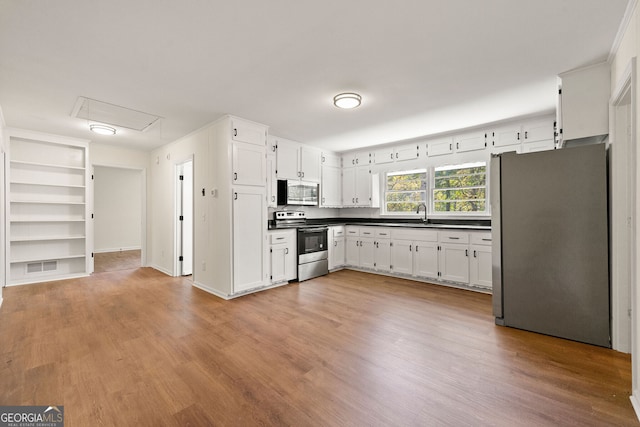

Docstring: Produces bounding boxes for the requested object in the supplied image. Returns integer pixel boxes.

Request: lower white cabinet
[268,229,297,284]
[413,241,439,279]
[438,243,470,283]
[232,186,266,293]
[469,232,492,289]
[328,226,345,270]
[390,229,439,279]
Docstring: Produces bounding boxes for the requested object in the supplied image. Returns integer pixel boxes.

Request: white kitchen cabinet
[491,125,521,152]
[266,153,277,207]
[454,131,487,153]
[438,243,469,283]
[7,131,91,285]
[346,235,360,266]
[390,240,413,275]
[232,185,267,293]
[321,152,342,207]
[413,241,439,279]
[343,151,371,168]
[522,119,554,144]
[328,226,345,270]
[342,167,379,208]
[394,143,420,161]
[427,137,454,157]
[231,118,267,146]
[232,141,266,187]
[275,137,321,183]
[374,239,391,272]
[469,232,492,289]
[268,229,296,284]
[359,236,376,269]
[373,147,395,164]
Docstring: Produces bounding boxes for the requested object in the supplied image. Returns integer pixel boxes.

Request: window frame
[430,161,489,217]
[382,168,428,216]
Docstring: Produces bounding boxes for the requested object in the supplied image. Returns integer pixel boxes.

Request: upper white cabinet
[342,167,379,207]
[454,131,487,153]
[231,118,267,146]
[275,137,321,183]
[232,141,266,186]
[373,147,394,164]
[320,152,342,207]
[426,137,454,157]
[7,131,90,285]
[394,143,420,161]
[558,62,610,143]
[343,151,371,168]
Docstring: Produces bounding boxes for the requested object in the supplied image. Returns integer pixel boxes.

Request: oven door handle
[298,227,329,233]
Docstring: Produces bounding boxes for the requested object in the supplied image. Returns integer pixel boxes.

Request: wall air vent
[71,96,162,132]
[26,260,58,274]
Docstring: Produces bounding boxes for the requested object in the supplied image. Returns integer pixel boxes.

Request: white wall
[608,0,640,418]
[94,166,142,252]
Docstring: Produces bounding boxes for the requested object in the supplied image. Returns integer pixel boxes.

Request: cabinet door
[322,152,341,168]
[355,167,371,206]
[233,186,266,292]
[346,236,360,266]
[373,148,394,164]
[300,146,321,182]
[390,240,413,275]
[342,167,357,207]
[427,138,453,157]
[374,240,391,272]
[329,236,345,270]
[266,153,277,207]
[270,243,287,283]
[414,241,438,279]
[232,142,265,187]
[359,237,375,269]
[470,244,492,289]
[523,120,554,144]
[285,237,297,281]
[231,119,266,146]
[395,144,420,161]
[455,132,487,153]
[321,164,342,207]
[439,243,469,284]
[276,139,300,180]
[492,125,522,149]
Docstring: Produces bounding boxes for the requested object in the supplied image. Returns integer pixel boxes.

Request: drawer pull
[482,238,492,242]
[448,237,460,240]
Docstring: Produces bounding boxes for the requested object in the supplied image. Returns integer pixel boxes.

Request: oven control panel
[274,211,306,220]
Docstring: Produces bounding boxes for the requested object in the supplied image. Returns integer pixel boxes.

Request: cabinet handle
[272,196,275,202]
[234,192,238,200]
[272,145,276,152]
[301,171,305,178]
[352,198,355,203]
[352,159,355,165]
[525,131,528,139]
[448,237,460,240]
[356,197,359,203]
[233,128,238,137]
[449,143,452,151]
[517,132,520,140]
[322,155,325,163]
[334,241,337,247]
[285,248,289,254]
[482,238,491,242]
[390,153,393,159]
[234,172,238,181]
[356,158,359,164]
[474,250,477,258]
[465,249,469,257]
[395,152,398,159]
[415,245,419,252]
[456,142,459,149]
[409,244,412,252]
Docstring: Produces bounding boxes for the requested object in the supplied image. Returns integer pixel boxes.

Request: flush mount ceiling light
[333,92,362,109]
[89,124,116,135]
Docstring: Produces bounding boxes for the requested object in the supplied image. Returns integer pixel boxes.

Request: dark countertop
[268,218,491,231]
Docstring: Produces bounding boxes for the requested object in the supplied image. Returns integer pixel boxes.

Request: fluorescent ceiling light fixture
[333,92,362,109]
[89,124,116,135]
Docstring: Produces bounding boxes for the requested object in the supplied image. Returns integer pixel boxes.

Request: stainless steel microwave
[277,180,318,206]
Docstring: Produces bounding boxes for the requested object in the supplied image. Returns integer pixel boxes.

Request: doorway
[93,166,144,273]
[176,159,193,276]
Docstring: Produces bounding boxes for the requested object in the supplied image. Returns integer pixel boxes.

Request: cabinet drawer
[470,232,492,245]
[359,227,375,237]
[269,231,291,244]
[345,226,360,236]
[439,231,469,244]
[375,228,392,239]
[332,226,345,237]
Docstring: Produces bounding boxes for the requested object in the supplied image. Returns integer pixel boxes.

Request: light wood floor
[0,268,636,426]
[94,250,141,273]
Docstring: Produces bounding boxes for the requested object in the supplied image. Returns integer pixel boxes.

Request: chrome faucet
[416,202,428,223]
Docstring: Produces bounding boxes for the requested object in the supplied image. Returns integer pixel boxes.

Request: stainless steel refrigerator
[491,143,610,348]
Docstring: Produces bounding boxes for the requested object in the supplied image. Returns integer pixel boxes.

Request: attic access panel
[71,96,161,131]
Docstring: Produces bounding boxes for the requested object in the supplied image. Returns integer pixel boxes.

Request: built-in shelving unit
[7,131,90,285]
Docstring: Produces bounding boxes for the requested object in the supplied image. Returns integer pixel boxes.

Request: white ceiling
[0,0,631,152]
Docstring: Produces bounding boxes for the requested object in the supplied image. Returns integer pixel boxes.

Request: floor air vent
[26,260,58,274]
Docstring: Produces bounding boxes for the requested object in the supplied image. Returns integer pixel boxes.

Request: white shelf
[10,218,85,223]
[10,180,85,189]
[10,235,85,242]
[10,200,86,205]
[10,160,86,171]
[10,254,86,264]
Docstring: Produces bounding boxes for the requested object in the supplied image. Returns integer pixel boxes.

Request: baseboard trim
[631,392,640,422]
[149,264,172,277]
[94,246,141,254]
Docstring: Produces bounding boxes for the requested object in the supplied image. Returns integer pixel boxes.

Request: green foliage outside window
[433,163,487,213]
[385,170,427,213]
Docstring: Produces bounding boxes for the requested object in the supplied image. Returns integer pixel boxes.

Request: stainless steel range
[273,211,328,281]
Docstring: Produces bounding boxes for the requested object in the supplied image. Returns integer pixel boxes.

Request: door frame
[174,155,194,277]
